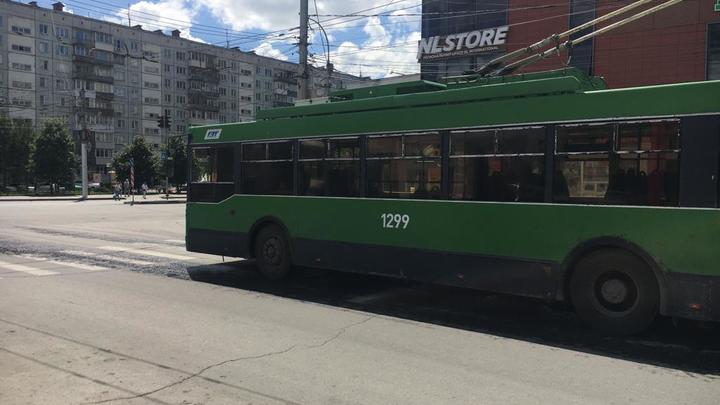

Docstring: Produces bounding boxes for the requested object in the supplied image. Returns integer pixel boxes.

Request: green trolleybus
[186,68,720,335]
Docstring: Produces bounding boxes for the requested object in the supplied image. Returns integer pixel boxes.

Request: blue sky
[33,0,422,78]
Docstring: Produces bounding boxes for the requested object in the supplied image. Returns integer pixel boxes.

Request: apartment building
[0,1,365,181]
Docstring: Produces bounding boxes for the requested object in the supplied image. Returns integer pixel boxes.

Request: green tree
[162,135,189,186]
[0,116,35,190]
[111,137,159,187]
[32,119,77,191]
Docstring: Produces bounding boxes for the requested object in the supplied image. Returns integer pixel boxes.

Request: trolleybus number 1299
[381,213,411,229]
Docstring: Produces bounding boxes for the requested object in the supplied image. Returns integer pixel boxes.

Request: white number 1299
[381,213,410,229]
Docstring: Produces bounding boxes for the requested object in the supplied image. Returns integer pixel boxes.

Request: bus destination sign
[417,26,509,61]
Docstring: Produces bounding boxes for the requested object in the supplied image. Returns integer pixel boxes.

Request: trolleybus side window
[241,141,294,195]
[299,137,361,197]
[366,133,442,199]
[449,127,545,202]
[190,146,235,203]
[554,120,679,206]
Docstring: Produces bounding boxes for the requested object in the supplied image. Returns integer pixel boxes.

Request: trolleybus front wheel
[570,249,659,335]
[254,225,291,280]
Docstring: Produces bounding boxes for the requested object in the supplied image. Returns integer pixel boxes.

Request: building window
[11,44,32,53]
[56,45,69,56]
[11,62,32,71]
[11,26,32,35]
[708,23,720,80]
[38,42,49,54]
[55,27,69,38]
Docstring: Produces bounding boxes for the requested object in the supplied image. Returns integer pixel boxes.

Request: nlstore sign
[417,26,509,61]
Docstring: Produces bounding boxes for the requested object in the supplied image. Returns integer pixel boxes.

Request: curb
[0,197,121,202]
[123,200,187,205]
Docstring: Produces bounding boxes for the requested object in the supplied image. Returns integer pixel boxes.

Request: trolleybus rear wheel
[254,225,291,280]
[570,249,659,335]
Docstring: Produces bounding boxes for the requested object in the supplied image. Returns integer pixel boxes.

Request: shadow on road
[187,260,720,375]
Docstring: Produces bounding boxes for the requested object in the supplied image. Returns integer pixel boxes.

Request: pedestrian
[113,183,121,200]
[141,182,148,199]
[123,179,130,197]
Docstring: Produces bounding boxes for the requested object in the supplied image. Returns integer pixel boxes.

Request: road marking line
[61,251,154,266]
[0,260,58,276]
[164,239,185,244]
[98,246,195,261]
[14,255,108,272]
[48,261,108,272]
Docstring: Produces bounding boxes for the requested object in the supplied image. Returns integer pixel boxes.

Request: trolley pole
[298,0,310,100]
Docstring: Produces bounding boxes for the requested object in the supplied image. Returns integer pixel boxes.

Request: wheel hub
[593,271,639,314]
[263,238,281,265]
[600,279,628,304]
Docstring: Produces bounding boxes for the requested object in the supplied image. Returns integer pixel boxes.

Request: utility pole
[298,0,310,100]
[79,88,89,200]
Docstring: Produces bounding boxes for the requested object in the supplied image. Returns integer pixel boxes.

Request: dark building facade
[420,0,720,88]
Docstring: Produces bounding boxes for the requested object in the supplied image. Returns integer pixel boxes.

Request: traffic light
[157,115,171,129]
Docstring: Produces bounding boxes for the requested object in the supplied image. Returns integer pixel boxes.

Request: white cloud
[327,17,420,79]
[253,42,289,61]
[105,0,422,78]
[107,0,206,43]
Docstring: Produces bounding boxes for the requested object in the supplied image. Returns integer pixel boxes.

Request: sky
[34,0,423,78]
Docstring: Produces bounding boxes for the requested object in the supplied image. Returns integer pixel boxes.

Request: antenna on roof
[477,0,687,77]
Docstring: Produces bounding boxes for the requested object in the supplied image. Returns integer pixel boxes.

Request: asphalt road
[0,200,718,405]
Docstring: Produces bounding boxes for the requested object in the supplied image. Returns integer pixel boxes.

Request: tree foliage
[0,116,35,189]
[111,137,159,186]
[32,119,77,187]
[163,136,189,186]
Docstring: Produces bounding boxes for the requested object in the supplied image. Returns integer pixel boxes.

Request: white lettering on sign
[417,26,509,61]
[204,128,222,140]
[381,213,410,230]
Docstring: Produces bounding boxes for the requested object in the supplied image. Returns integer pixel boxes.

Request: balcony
[188,87,220,98]
[273,73,296,84]
[72,68,114,84]
[73,54,112,67]
[189,67,220,84]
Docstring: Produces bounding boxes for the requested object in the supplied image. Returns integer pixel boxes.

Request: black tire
[254,225,292,280]
[569,249,659,335]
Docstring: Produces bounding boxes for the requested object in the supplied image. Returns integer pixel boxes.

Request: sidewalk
[0,194,117,202]
[0,193,186,204]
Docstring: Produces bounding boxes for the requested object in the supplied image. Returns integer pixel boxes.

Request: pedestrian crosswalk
[0,241,205,279]
[0,239,217,279]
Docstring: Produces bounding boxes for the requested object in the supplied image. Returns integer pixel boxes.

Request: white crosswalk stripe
[61,250,154,266]
[0,259,59,276]
[15,255,108,272]
[164,239,185,244]
[97,246,195,261]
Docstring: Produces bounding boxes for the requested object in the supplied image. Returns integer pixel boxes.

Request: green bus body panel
[187,196,720,277]
[189,80,720,144]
